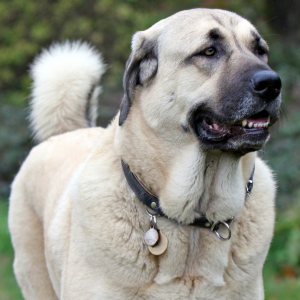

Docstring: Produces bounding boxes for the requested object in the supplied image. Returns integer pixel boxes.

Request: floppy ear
[119,32,158,126]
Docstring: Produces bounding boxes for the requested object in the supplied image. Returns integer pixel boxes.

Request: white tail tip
[29,41,106,142]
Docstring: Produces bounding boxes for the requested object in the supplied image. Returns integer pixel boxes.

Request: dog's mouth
[201,110,270,142]
[193,109,274,153]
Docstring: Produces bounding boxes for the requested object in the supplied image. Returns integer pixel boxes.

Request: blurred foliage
[1,0,299,200]
[263,196,300,299]
[0,103,31,196]
[0,0,300,297]
[0,0,299,96]
[263,111,300,208]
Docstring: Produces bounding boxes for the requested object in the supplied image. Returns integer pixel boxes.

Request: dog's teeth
[248,122,253,128]
[209,125,213,129]
[254,124,257,128]
[242,119,247,127]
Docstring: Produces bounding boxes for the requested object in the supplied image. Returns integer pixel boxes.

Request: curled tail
[29,41,106,142]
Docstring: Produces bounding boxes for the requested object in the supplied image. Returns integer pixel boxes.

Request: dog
[9,8,281,300]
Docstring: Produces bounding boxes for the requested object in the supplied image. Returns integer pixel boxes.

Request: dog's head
[119,9,281,155]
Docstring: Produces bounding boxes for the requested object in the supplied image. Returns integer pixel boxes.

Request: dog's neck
[114,113,256,224]
[154,145,255,224]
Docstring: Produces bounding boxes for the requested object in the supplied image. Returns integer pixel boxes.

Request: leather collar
[121,159,255,231]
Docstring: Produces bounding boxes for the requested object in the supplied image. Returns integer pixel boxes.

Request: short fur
[9,9,280,300]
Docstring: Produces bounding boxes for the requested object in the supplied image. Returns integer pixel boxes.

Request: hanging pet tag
[144,227,159,247]
[148,231,168,256]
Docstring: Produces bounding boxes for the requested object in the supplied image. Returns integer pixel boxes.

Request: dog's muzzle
[189,68,282,154]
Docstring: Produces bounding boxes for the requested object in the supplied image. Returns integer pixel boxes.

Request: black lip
[200,114,269,142]
[198,118,269,142]
[189,107,274,154]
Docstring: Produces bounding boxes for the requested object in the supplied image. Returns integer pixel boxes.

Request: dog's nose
[251,70,281,100]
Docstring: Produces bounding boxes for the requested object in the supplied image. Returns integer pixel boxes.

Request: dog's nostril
[251,70,282,99]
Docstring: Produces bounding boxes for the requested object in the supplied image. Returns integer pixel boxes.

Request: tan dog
[9,9,281,300]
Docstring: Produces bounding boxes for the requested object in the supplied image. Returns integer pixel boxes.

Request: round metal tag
[144,228,159,246]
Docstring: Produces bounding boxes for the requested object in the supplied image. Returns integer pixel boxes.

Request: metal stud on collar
[151,202,157,209]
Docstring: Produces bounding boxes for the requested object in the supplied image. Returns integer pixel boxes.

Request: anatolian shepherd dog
[9,8,281,300]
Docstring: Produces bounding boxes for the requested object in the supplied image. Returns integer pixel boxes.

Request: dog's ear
[119,32,158,126]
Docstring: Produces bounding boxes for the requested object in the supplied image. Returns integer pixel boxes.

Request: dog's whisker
[257,16,278,28]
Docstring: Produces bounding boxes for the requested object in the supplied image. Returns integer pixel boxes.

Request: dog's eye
[257,46,268,56]
[203,47,216,56]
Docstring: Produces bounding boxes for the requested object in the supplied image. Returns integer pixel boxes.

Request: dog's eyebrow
[251,30,269,52]
[208,28,223,40]
[251,30,262,43]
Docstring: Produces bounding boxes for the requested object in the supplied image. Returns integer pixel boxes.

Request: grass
[264,265,300,300]
[0,198,300,299]
[0,200,23,300]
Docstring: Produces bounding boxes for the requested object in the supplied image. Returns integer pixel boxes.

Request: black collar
[121,159,255,231]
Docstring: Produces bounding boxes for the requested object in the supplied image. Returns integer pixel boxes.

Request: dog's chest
[105,225,259,300]
[138,227,229,297]
[46,200,261,300]
[130,227,260,300]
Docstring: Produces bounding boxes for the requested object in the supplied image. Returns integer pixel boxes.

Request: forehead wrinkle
[231,31,243,52]
[209,13,225,27]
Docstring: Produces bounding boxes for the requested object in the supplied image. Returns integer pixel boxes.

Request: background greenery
[0,0,299,299]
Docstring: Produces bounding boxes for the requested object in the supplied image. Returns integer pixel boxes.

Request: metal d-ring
[246,179,253,195]
[211,220,232,241]
[146,208,159,230]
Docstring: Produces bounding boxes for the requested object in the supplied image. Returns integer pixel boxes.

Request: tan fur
[9,9,277,300]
